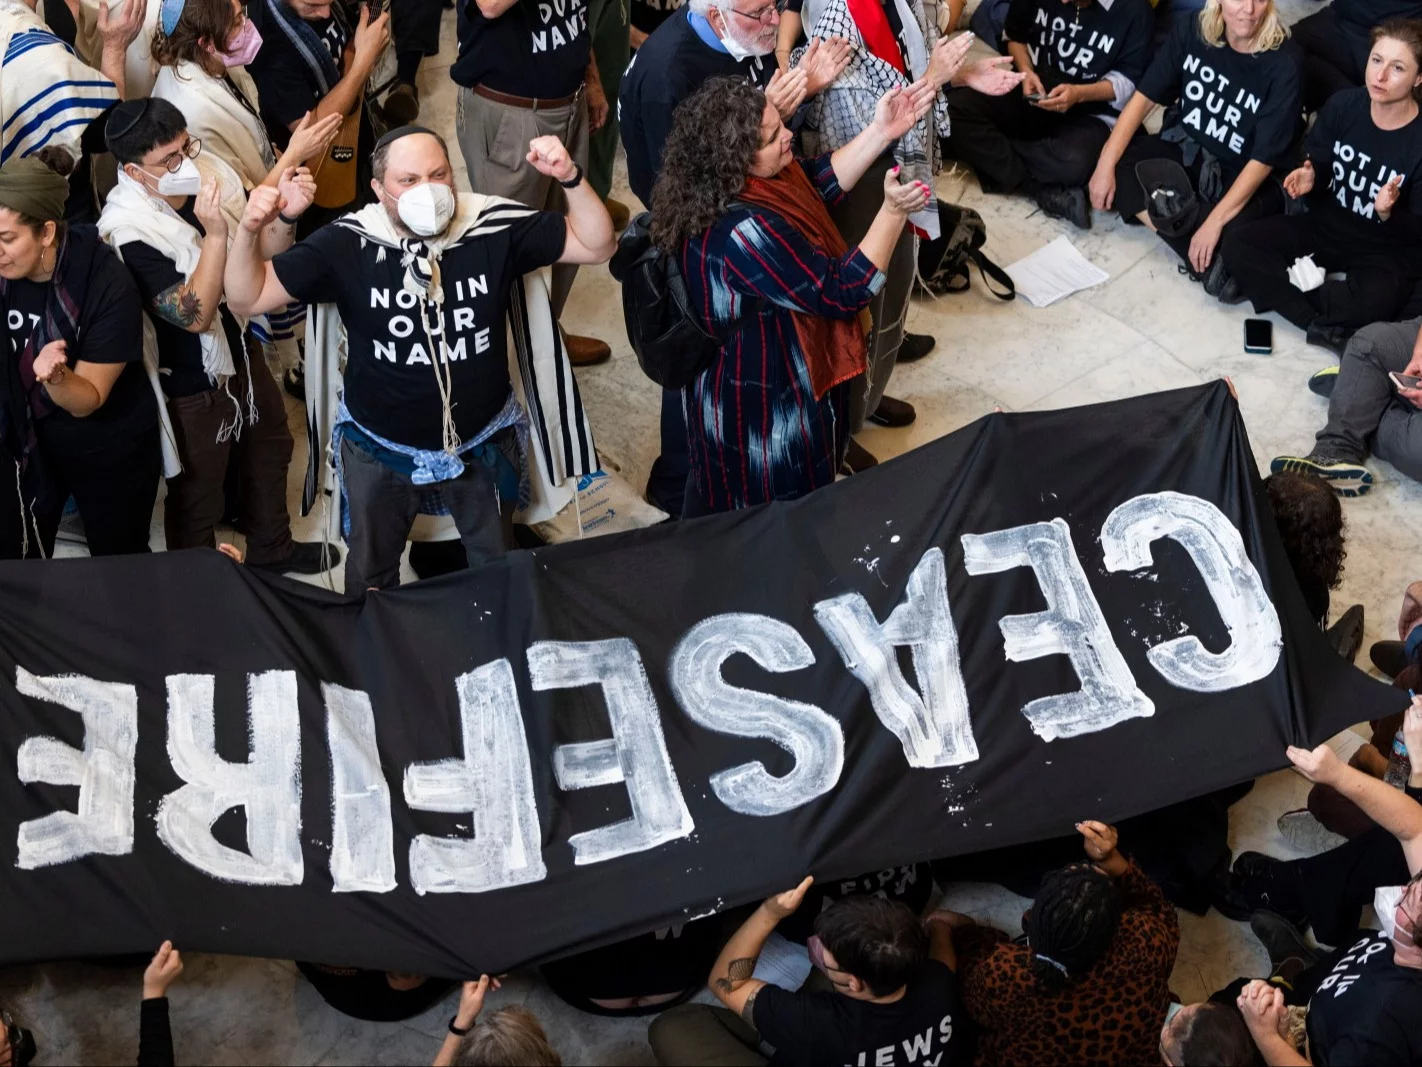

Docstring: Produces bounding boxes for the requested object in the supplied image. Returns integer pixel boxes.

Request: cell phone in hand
[1390,371,1422,391]
[1024,93,1043,102]
[1244,318,1272,355]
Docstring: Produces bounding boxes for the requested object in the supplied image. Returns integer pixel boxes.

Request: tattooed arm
[708,876,814,1020]
[151,183,231,335]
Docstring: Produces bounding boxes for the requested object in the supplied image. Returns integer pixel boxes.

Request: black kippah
[105,99,151,141]
[373,124,439,154]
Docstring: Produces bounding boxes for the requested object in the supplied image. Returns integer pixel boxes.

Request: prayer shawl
[153,63,276,189]
[738,163,868,399]
[798,0,949,216]
[73,0,162,99]
[97,151,252,460]
[0,0,116,166]
[302,194,598,539]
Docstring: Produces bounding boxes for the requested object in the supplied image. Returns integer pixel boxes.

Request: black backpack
[609,209,737,390]
[916,199,1015,300]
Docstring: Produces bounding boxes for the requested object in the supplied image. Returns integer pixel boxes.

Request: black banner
[0,383,1396,976]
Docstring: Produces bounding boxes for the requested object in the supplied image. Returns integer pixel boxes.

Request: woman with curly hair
[651,75,934,514]
[1264,469,1347,627]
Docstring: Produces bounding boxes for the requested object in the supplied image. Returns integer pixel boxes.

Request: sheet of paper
[1004,235,1110,308]
[751,931,813,990]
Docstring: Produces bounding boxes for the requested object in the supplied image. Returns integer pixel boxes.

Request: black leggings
[1221,213,1417,331]
[1112,133,1284,267]
[1291,10,1369,113]
[944,86,1112,193]
[6,422,162,559]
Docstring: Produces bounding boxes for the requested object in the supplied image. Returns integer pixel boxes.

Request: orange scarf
[738,163,869,401]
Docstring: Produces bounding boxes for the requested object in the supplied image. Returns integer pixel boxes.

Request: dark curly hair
[650,77,766,252]
[1023,862,1122,992]
[1265,470,1346,593]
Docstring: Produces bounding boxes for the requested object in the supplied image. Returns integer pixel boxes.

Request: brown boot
[565,334,612,366]
[604,197,631,231]
[382,82,420,125]
[841,438,878,474]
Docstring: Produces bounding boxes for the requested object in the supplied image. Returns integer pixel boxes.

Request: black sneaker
[1269,452,1373,497]
[1250,909,1320,973]
[1231,852,1310,928]
[1031,183,1091,230]
[1217,274,1247,306]
[1370,639,1410,678]
[1308,365,1340,398]
[867,395,916,428]
[250,540,342,576]
[284,366,305,402]
[1307,323,1354,358]
[1325,603,1365,661]
[1202,256,1234,299]
[897,332,936,364]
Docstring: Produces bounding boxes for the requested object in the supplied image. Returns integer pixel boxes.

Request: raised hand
[242,184,283,233]
[277,166,318,220]
[764,875,814,918]
[1377,173,1404,218]
[764,66,810,120]
[882,165,932,217]
[453,974,501,1030]
[872,80,937,141]
[142,941,184,1000]
[1282,160,1315,199]
[31,340,68,383]
[1286,742,1343,785]
[525,136,577,182]
[98,0,146,53]
[797,36,853,95]
[285,111,343,167]
[960,55,1024,96]
[926,32,974,88]
[192,178,228,240]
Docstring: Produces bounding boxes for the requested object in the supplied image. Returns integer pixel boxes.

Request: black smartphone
[1244,318,1272,354]
[1024,93,1043,102]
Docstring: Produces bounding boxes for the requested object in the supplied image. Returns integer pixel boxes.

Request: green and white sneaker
[1269,453,1373,496]
[1307,365,1339,399]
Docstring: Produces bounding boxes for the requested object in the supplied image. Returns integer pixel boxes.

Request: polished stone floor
[11,3,1419,1062]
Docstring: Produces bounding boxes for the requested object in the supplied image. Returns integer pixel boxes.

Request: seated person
[1159,1000,1257,1066]
[1224,697,1422,949]
[945,0,1153,229]
[1088,0,1300,295]
[296,963,455,1022]
[1234,731,1422,1067]
[1223,24,1422,356]
[434,977,561,1066]
[1290,0,1422,112]
[649,881,964,1066]
[1269,315,1422,496]
[540,915,722,1016]
[952,821,1180,1065]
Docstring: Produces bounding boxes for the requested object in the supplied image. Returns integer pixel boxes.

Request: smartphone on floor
[1244,318,1272,355]
[1390,371,1422,391]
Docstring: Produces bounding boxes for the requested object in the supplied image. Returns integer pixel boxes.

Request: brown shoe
[868,395,916,427]
[565,334,612,366]
[382,82,420,125]
[841,437,878,474]
[604,197,631,231]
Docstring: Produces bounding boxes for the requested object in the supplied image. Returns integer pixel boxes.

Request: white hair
[687,0,730,15]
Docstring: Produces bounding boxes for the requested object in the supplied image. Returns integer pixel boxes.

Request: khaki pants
[455,86,590,316]
[648,1004,768,1066]
[164,339,294,565]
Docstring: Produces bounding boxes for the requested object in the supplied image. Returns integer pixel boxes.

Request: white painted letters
[324,683,396,893]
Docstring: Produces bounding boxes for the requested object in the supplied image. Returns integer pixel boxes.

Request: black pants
[9,421,162,559]
[1113,133,1284,266]
[1291,9,1368,113]
[1266,826,1411,947]
[945,86,1112,193]
[1221,213,1416,331]
[391,0,442,61]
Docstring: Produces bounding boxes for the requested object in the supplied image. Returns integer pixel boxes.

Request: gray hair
[687,0,730,16]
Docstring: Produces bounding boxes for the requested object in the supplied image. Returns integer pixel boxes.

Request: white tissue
[1287,255,1326,292]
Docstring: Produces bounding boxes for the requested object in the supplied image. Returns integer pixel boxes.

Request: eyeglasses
[729,3,778,22]
[150,137,202,174]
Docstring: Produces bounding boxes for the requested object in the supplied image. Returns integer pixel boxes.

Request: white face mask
[392,181,456,237]
[156,157,202,197]
[1376,884,1404,942]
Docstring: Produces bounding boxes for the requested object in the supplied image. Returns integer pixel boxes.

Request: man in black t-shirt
[452,0,613,367]
[100,98,334,575]
[224,126,615,591]
[649,878,965,1067]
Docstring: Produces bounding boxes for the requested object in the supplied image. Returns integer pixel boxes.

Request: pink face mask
[215,18,262,67]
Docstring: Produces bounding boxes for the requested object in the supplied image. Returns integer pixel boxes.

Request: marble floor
[10,4,1421,1063]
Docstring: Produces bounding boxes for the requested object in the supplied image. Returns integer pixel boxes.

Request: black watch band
[277,211,299,225]
[448,1015,473,1037]
[557,162,583,189]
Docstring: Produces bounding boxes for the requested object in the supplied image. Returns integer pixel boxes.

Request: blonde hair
[1198,0,1289,52]
[456,1007,561,1067]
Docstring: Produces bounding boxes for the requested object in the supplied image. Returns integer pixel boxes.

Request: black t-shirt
[1003,0,1152,111]
[1137,19,1302,173]
[1306,930,1422,1067]
[778,864,935,945]
[271,211,566,449]
[1305,87,1422,246]
[452,0,591,98]
[121,201,247,399]
[753,960,964,1067]
[2,241,154,451]
[1334,0,1422,34]
[631,0,686,35]
[619,8,773,205]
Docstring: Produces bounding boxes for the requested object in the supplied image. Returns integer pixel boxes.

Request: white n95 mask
[397,182,456,237]
[1376,884,1404,942]
[157,157,202,197]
